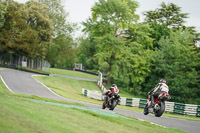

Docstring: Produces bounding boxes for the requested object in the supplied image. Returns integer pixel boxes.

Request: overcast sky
[63,0,200,27]
[15,0,200,33]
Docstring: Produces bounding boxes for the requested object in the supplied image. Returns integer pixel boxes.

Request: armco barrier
[139,99,147,108]
[82,89,103,100]
[119,97,126,106]
[197,105,200,117]
[126,98,133,106]
[165,101,174,112]
[184,104,198,116]
[82,89,88,96]
[88,91,103,101]
[174,102,185,115]
[132,98,140,107]
[101,85,107,93]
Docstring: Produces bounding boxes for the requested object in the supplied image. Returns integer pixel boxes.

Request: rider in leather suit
[104,84,119,104]
[149,79,169,107]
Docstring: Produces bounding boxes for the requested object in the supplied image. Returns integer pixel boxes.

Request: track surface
[0,69,200,133]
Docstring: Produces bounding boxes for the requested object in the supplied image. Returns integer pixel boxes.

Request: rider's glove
[148,91,153,95]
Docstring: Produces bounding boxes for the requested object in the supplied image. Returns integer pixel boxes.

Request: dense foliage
[0,0,53,59]
[0,0,77,67]
[144,30,200,103]
[38,0,78,68]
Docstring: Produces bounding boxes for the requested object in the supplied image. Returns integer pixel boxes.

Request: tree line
[0,0,77,68]
[0,0,199,104]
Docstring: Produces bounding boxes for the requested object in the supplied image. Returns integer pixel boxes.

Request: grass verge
[34,76,103,105]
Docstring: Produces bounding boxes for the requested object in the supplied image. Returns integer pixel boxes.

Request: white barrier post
[165,101,174,112]
[184,104,198,116]
[132,98,140,107]
[98,70,103,88]
[119,97,126,106]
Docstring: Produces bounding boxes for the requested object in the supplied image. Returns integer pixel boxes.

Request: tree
[144,2,188,28]
[25,1,53,59]
[0,1,53,59]
[46,34,77,68]
[147,22,170,49]
[0,2,35,57]
[145,29,200,104]
[77,37,99,70]
[122,23,155,95]
[81,0,139,85]
[94,34,131,85]
[0,0,7,30]
[143,2,189,49]
[39,0,77,68]
[38,0,75,37]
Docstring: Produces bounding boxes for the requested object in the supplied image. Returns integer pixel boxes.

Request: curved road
[0,69,200,133]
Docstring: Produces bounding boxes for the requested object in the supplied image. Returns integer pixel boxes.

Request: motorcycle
[102,88,120,111]
[144,92,171,117]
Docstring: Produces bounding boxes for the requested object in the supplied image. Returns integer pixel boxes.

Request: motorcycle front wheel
[102,102,106,109]
[109,100,117,110]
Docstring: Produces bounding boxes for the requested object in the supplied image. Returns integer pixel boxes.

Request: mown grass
[50,68,99,80]
[34,76,103,105]
[50,68,142,98]
[0,76,184,133]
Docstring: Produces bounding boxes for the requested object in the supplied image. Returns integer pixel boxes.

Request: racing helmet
[112,84,117,88]
[160,79,166,83]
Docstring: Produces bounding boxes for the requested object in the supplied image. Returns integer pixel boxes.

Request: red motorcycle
[102,88,120,111]
[144,92,171,117]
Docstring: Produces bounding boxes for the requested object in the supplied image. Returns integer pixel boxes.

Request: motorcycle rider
[104,84,119,106]
[149,79,169,107]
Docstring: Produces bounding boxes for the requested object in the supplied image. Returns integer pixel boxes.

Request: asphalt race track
[0,69,200,133]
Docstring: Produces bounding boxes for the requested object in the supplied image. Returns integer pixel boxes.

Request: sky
[15,0,200,34]
[63,0,200,28]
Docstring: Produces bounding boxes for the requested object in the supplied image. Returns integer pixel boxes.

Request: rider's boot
[151,95,155,107]
[104,96,108,107]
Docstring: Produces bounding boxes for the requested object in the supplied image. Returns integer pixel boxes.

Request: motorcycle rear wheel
[154,102,165,117]
[144,104,149,115]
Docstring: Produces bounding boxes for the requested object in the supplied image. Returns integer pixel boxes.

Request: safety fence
[82,89,103,101]
[97,71,107,93]
[82,88,200,117]
[0,55,50,72]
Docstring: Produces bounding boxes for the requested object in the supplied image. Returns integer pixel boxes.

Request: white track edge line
[31,75,65,99]
[138,118,166,128]
[0,75,14,92]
